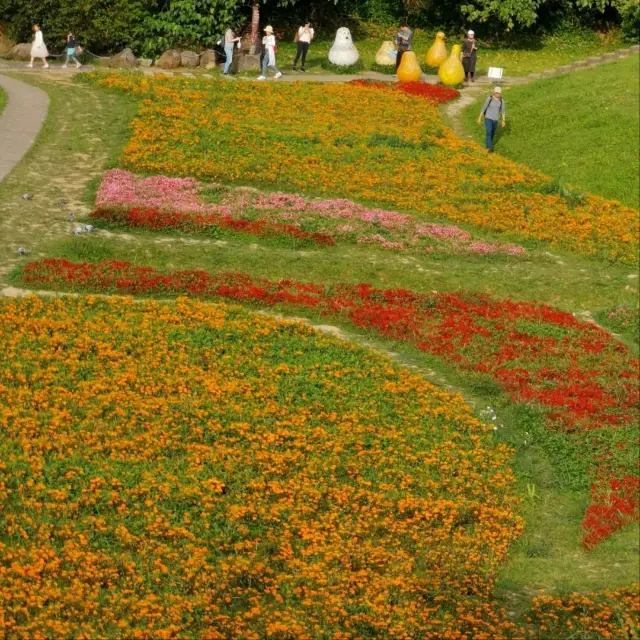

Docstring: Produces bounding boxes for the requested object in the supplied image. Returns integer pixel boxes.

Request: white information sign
[487,67,504,79]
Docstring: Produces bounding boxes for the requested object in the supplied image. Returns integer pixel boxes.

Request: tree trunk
[250,0,260,55]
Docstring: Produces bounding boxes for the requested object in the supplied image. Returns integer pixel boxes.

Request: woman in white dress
[258,26,281,80]
[28,25,49,69]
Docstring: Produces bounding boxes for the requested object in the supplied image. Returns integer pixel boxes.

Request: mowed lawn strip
[0,85,7,116]
[460,55,640,208]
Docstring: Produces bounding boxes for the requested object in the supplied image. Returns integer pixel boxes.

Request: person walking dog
[395,22,413,72]
[258,26,282,80]
[27,25,49,69]
[62,33,81,69]
[477,86,506,152]
[292,22,314,72]
[223,27,240,75]
[462,30,478,83]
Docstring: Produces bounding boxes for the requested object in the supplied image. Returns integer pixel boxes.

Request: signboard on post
[488,67,504,79]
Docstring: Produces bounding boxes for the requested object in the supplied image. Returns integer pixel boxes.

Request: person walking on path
[61,33,81,69]
[258,26,282,80]
[292,22,314,72]
[27,25,49,69]
[395,23,413,72]
[223,27,240,75]
[477,86,506,152]
[462,30,478,83]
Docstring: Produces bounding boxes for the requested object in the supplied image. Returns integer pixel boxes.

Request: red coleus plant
[91,207,335,246]
[349,79,460,104]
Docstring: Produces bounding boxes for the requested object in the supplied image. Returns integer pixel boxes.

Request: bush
[0,0,159,54]
[320,58,365,73]
[370,61,397,74]
[617,0,640,40]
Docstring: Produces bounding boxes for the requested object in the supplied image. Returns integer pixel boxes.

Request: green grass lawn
[270,31,625,77]
[2,73,639,621]
[459,55,640,208]
[0,85,7,116]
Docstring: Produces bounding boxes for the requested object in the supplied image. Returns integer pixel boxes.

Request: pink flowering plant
[94,169,527,256]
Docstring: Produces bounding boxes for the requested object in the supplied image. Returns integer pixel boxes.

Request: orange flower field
[82,72,639,264]
[1,295,637,639]
[0,296,522,638]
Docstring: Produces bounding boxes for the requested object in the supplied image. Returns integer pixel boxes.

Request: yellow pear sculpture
[375,40,396,66]
[397,50,422,82]
[438,44,465,85]
[426,31,447,68]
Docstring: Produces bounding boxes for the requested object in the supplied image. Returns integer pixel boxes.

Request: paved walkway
[0,73,49,183]
[0,58,530,85]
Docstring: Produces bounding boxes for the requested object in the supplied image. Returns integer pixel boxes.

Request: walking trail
[0,73,49,182]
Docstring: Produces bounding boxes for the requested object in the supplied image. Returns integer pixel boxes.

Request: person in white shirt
[28,25,49,69]
[293,22,314,72]
[258,25,282,80]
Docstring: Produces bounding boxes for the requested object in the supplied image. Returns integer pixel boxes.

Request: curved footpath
[0,73,49,183]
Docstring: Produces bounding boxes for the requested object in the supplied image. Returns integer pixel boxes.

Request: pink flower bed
[95,169,527,256]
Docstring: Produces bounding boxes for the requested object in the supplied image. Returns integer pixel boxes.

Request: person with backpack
[292,22,314,72]
[477,86,505,152]
[62,33,81,69]
[258,25,282,80]
[462,30,477,83]
[395,22,413,72]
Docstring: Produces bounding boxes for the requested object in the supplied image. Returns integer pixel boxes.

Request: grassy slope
[2,75,639,619]
[0,85,6,116]
[266,32,624,76]
[459,55,640,208]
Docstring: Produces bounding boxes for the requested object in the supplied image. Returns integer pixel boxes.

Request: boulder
[8,43,32,61]
[231,53,261,73]
[180,50,199,67]
[109,48,138,68]
[155,49,181,69]
[200,49,217,69]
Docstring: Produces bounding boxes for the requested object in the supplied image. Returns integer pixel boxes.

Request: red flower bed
[23,258,640,547]
[583,476,640,549]
[349,79,460,104]
[396,81,460,103]
[91,207,335,246]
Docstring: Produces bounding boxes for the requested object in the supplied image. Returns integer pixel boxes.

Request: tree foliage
[145,0,238,54]
[0,0,161,54]
[0,0,635,56]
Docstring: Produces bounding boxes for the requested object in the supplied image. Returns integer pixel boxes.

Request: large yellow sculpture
[375,40,396,66]
[438,44,465,85]
[397,50,422,82]
[426,32,447,68]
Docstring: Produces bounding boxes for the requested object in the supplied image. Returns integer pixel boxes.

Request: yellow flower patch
[0,296,525,638]
[84,72,639,264]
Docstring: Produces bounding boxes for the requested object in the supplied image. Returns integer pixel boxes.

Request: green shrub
[320,58,365,73]
[0,0,159,54]
[370,62,396,74]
